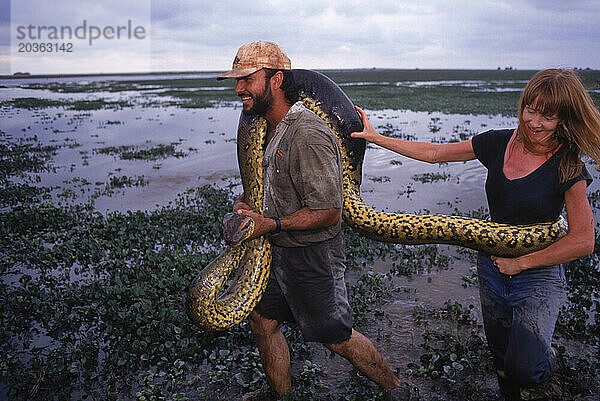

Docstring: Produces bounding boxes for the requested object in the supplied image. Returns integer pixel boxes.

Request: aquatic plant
[1,69,599,399]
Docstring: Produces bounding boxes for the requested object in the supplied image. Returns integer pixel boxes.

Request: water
[0,102,244,212]
[2,71,599,399]
[0,72,221,86]
[0,96,526,215]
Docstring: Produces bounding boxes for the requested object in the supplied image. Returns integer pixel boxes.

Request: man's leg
[248,310,292,395]
[325,328,400,389]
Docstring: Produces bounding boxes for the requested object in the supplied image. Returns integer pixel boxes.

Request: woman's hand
[350,106,382,143]
[491,255,526,276]
[499,181,595,272]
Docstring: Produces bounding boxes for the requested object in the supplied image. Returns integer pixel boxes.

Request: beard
[242,81,273,116]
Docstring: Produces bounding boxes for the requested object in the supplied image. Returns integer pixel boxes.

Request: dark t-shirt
[472,129,592,225]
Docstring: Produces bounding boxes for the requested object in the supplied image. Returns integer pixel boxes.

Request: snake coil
[186,70,568,330]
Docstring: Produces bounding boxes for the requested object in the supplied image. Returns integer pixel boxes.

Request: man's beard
[242,82,273,116]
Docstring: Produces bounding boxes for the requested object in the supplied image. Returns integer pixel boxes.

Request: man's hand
[237,209,276,240]
[233,196,252,213]
[234,206,339,241]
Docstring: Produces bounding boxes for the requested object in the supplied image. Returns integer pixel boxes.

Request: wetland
[1,69,599,400]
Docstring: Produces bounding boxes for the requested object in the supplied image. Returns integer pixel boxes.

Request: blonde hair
[516,68,600,182]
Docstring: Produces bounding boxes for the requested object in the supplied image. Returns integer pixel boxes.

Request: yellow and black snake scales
[186,70,568,330]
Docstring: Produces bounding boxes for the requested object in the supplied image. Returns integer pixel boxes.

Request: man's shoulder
[287,103,336,142]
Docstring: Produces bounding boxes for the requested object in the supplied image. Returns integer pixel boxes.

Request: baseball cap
[217,41,291,80]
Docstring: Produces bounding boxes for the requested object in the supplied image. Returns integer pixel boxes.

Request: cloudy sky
[1,0,599,75]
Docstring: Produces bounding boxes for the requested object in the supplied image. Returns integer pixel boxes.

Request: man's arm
[237,207,340,240]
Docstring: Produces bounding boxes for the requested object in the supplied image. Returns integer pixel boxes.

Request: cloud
[7,0,151,74]
[2,0,599,74]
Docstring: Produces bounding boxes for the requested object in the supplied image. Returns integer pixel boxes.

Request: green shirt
[263,101,343,247]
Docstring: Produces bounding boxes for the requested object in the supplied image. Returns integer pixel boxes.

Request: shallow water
[1,73,599,399]
[0,102,244,211]
[305,249,489,397]
[0,96,531,215]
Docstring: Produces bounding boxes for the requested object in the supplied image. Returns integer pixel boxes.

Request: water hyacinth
[1,69,599,400]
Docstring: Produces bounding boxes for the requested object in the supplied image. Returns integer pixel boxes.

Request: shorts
[254,232,353,344]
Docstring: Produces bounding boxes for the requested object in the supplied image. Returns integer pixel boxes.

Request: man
[218,41,403,400]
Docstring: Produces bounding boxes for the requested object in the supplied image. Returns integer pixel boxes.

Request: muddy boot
[498,373,520,401]
[519,375,563,400]
[520,347,562,401]
[241,383,278,401]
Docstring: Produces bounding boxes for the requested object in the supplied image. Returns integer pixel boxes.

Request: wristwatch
[270,217,281,234]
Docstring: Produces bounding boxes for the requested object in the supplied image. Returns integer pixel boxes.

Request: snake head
[223,212,255,246]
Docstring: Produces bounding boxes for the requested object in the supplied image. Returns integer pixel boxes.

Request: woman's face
[522,105,562,141]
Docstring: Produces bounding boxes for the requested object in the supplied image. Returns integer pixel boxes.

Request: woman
[351,68,599,400]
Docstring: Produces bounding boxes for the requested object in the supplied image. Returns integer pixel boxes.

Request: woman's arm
[350,106,477,163]
[493,180,595,274]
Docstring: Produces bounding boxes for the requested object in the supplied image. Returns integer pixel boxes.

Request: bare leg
[325,328,400,389]
[248,310,292,395]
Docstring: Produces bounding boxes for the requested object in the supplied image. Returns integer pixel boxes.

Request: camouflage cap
[217,41,291,80]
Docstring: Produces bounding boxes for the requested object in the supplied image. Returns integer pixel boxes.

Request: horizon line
[4,66,592,80]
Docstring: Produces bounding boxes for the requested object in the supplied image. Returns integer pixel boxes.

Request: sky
[1,0,599,75]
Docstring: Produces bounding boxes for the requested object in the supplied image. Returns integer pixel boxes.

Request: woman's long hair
[516,68,600,182]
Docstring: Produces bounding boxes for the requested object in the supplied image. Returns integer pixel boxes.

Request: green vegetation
[412,172,451,183]
[1,97,131,110]
[325,68,600,115]
[0,184,235,400]
[1,70,599,399]
[18,78,238,109]
[0,140,58,179]
[11,69,599,114]
[95,144,188,161]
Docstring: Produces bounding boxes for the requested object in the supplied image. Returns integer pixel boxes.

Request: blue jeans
[477,252,566,387]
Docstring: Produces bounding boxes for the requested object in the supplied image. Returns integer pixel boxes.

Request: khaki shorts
[254,232,353,344]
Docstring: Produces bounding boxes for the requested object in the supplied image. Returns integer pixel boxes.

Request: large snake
[186,70,568,331]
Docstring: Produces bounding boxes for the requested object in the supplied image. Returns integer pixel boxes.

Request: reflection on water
[2,83,598,229]
[2,74,599,398]
[0,93,530,215]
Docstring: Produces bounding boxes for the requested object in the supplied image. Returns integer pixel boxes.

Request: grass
[95,143,188,161]
[1,70,599,400]
[0,186,234,400]
[1,97,131,110]
[412,172,451,183]
[11,69,599,114]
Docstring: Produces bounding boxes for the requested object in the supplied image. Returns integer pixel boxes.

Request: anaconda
[186,69,568,331]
